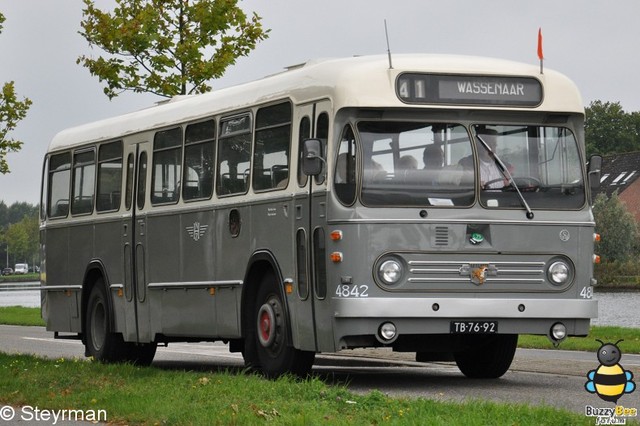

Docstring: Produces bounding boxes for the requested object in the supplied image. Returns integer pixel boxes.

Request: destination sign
[396,73,543,107]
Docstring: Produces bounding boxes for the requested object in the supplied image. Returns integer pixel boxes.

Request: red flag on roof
[537,28,544,60]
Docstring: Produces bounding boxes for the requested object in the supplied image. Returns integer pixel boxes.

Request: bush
[593,191,639,262]
[594,259,640,287]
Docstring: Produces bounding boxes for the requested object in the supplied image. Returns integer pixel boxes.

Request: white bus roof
[49,54,583,152]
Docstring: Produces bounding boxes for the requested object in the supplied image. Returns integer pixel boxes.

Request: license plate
[450,321,498,334]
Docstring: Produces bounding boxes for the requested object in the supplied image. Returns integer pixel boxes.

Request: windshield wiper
[476,134,534,220]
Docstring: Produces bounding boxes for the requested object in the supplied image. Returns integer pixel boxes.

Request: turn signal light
[330,230,343,241]
[284,280,294,294]
[330,252,343,263]
[593,254,601,264]
[593,233,601,242]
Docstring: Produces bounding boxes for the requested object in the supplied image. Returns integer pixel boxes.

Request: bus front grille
[399,255,557,292]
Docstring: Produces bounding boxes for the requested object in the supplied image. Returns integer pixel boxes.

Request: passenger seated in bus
[421,144,443,185]
[422,144,443,170]
[398,155,418,170]
[364,159,387,182]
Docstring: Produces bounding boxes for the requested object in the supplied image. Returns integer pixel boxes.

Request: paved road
[2,325,639,415]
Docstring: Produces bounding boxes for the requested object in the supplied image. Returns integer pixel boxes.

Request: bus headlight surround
[546,259,574,286]
[378,259,404,285]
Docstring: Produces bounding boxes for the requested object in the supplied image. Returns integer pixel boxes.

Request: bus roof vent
[433,226,449,247]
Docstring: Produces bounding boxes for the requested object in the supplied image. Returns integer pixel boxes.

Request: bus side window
[334,125,357,205]
[96,141,123,212]
[152,127,182,205]
[71,149,96,216]
[47,152,71,218]
[183,120,215,201]
[253,102,292,191]
[217,114,252,196]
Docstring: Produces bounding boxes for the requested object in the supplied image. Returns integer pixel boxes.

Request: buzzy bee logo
[584,340,637,424]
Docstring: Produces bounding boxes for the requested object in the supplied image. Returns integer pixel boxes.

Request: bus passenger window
[97,141,123,212]
[253,102,292,191]
[152,127,182,205]
[334,125,357,205]
[184,120,215,201]
[47,152,71,218]
[217,114,252,196]
[71,150,96,215]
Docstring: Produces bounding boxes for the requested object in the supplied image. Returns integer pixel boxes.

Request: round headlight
[547,260,572,285]
[378,259,403,285]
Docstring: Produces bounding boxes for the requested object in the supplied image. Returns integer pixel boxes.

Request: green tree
[0,12,32,174]
[0,201,38,268]
[592,191,639,262]
[585,100,638,156]
[77,0,269,99]
[5,215,38,265]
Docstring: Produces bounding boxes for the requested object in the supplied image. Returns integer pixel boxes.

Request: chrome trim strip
[40,285,82,291]
[407,277,545,283]
[328,218,595,226]
[408,260,546,266]
[148,280,243,289]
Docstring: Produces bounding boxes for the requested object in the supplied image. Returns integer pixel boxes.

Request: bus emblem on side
[186,222,208,241]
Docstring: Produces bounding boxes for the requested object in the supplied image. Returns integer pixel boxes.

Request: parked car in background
[14,264,28,274]
[2,268,13,276]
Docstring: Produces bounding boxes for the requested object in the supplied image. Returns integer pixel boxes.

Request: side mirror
[302,139,324,176]
[587,155,602,193]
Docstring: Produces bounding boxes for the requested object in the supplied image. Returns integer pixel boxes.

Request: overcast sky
[0,0,639,205]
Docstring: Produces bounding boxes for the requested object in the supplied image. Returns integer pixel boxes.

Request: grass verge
[0,352,593,425]
[0,306,44,326]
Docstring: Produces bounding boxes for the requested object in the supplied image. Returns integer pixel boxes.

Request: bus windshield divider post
[476,134,534,220]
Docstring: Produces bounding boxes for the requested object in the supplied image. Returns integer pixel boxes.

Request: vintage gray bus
[40,54,601,378]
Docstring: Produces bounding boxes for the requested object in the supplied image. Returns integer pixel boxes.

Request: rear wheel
[454,334,518,378]
[251,271,314,378]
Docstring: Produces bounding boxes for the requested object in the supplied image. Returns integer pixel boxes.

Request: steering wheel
[482,178,507,190]
[483,176,541,192]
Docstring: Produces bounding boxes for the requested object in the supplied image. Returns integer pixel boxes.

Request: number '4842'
[335,284,369,298]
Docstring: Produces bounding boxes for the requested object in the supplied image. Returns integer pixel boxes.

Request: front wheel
[454,334,518,379]
[85,280,127,362]
[250,272,315,378]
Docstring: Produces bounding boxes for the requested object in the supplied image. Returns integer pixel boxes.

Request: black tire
[454,334,518,379]
[250,271,315,378]
[122,342,157,366]
[85,279,127,362]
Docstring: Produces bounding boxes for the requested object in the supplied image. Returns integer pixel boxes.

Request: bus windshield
[358,121,585,210]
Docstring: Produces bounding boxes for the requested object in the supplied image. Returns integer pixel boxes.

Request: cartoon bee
[585,339,636,403]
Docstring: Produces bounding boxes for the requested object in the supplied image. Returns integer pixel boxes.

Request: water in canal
[1,283,638,328]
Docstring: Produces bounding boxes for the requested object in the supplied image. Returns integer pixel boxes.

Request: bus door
[294,101,332,351]
[121,141,152,343]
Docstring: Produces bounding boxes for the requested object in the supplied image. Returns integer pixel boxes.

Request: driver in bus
[460,129,511,189]
[477,130,503,189]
